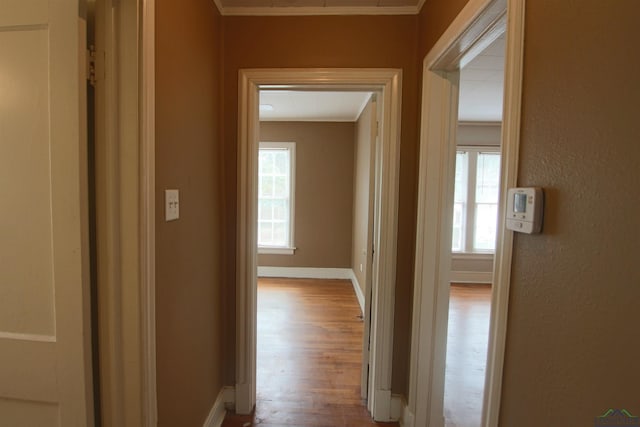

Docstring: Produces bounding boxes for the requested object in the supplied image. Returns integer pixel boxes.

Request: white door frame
[93,0,157,425]
[236,68,402,421]
[407,0,524,426]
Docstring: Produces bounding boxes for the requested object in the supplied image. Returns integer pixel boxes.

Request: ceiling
[459,33,505,122]
[260,91,373,122]
[216,0,424,15]
[258,35,505,123]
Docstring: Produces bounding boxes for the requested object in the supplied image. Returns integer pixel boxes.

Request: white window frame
[454,145,501,254]
[257,141,296,255]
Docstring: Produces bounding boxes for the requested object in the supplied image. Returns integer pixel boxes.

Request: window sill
[451,252,494,260]
[258,246,296,255]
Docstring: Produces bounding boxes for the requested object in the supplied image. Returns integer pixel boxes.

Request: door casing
[236,68,403,422]
[407,0,525,426]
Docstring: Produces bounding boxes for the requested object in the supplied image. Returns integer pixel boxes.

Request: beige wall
[258,121,355,269]
[421,0,640,424]
[351,99,376,294]
[155,0,224,425]
[222,15,420,394]
[457,122,501,147]
[501,1,640,424]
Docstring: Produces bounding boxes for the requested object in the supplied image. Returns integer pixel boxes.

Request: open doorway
[444,33,506,427]
[407,0,525,426]
[235,69,402,422]
[253,89,378,423]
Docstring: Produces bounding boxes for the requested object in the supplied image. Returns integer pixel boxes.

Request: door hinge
[376,121,380,137]
[86,45,104,86]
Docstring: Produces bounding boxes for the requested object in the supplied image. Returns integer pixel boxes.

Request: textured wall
[222,15,420,395]
[257,121,355,269]
[500,1,640,425]
[155,0,224,425]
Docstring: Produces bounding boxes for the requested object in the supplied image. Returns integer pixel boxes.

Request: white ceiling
[458,33,505,122]
[258,35,505,123]
[259,91,372,122]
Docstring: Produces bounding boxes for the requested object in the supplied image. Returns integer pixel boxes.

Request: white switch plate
[165,189,179,221]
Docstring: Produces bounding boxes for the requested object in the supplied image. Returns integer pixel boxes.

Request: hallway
[222,278,397,427]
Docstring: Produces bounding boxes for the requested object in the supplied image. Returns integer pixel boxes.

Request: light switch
[165,189,179,221]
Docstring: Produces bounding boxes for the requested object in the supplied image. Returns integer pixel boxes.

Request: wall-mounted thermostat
[506,187,544,234]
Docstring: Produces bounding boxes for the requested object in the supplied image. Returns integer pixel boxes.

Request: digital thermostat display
[506,187,544,234]
[514,193,527,213]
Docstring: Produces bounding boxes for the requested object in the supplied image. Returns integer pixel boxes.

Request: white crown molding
[210,0,421,16]
[222,5,418,16]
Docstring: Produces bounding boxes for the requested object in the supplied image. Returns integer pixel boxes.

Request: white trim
[257,267,365,312]
[452,252,494,261]
[220,5,419,16]
[257,141,296,250]
[257,266,352,279]
[449,271,493,284]
[348,270,366,314]
[401,402,415,427]
[257,246,296,255]
[482,0,525,425]
[141,0,158,425]
[237,68,401,421]
[390,394,403,421]
[222,386,236,407]
[408,1,524,427]
[203,387,230,427]
[454,145,501,254]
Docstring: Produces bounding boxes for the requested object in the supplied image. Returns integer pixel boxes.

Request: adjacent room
[444,33,505,427]
[224,89,395,426]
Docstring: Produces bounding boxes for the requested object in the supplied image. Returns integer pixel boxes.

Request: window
[258,142,295,254]
[452,147,501,253]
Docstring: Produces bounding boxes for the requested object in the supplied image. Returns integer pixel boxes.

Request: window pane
[260,151,274,174]
[454,151,468,203]
[452,202,465,252]
[474,203,498,251]
[475,152,500,203]
[452,151,468,251]
[273,222,287,246]
[272,200,287,221]
[274,151,288,174]
[259,176,274,197]
[258,144,294,249]
[258,199,273,220]
[274,175,288,198]
[258,221,273,245]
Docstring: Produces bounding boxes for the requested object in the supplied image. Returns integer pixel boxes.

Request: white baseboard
[203,386,234,427]
[450,270,493,284]
[401,401,415,427]
[257,266,352,280]
[222,386,235,408]
[257,267,366,314]
[390,394,403,421]
[348,270,365,314]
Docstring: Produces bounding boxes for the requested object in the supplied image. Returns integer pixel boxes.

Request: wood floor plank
[444,284,491,427]
[222,278,397,427]
[222,279,490,427]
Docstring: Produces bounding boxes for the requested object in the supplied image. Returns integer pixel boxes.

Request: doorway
[253,88,376,420]
[408,0,525,426]
[444,32,506,427]
[236,69,402,422]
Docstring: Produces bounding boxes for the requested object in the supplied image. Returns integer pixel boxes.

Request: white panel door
[0,1,93,425]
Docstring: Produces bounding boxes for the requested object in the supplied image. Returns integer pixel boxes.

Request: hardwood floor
[444,284,492,427]
[222,279,490,427]
[222,278,397,427]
